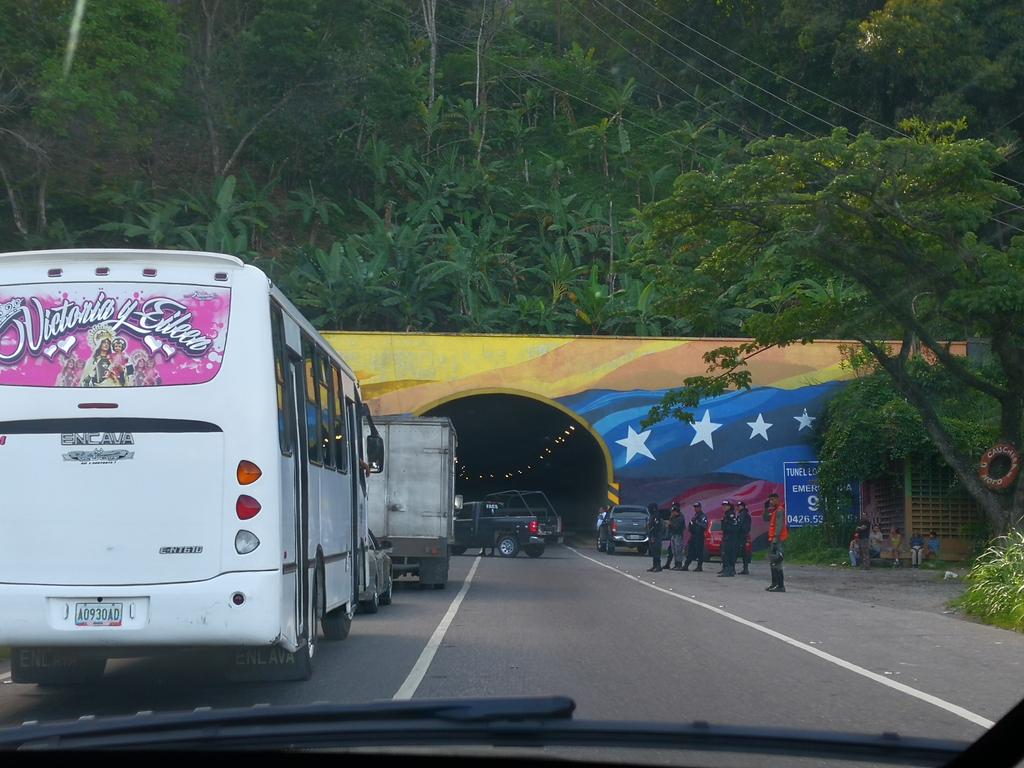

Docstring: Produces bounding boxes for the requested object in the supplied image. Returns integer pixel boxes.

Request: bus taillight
[236,495,261,520]
[235,531,260,554]
[236,460,262,485]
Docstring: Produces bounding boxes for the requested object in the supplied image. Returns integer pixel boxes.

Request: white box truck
[365,416,457,589]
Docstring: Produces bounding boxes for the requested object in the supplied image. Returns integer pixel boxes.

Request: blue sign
[784,461,822,528]
[784,461,860,528]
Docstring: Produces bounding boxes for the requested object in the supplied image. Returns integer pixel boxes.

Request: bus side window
[270,304,292,455]
[301,335,322,465]
[318,351,335,469]
[333,368,349,473]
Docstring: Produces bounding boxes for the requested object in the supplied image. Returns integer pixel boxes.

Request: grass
[954,531,1024,632]
[0,647,9,662]
[778,526,851,565]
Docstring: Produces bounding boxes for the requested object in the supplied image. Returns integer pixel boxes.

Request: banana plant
[570,263,616,334]
[181,175,278,258]
[286,184,343,244]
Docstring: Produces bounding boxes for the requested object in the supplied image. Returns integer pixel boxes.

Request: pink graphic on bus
[0,283,230,387]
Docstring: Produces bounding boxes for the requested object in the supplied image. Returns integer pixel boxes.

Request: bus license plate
[74,602,124,627]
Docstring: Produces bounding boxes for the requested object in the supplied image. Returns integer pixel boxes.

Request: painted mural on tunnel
[324,333,950,541]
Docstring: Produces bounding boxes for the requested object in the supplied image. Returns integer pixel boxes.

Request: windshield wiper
[0,696,971,764]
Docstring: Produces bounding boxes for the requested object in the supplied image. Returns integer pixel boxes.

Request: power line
[634,0,899,138]
[613,0,838,133]
[574,0,813,139]
[633,0,1024,195]
[386,4,1024,239]
[565,2,757,141]
[376,4,727,166]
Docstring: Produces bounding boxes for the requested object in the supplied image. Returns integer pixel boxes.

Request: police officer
[682,502,707,571]
[736,501,753,575]
[646,503,664,572]
[718,501,739,577]
[665,503,685,570]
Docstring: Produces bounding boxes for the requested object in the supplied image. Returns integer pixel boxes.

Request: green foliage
[780,526,851,565]
[14,0,183,137]
[639,126,1024,532]
[817,358,999,508]
[958,531,1024,631]
[4,0,1024,358]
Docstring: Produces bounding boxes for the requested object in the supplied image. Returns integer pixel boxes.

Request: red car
[704,519,753,561]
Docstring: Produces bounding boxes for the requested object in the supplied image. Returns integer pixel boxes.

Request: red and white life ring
[978,442,1021,491]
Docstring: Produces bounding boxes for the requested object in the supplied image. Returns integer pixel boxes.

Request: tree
[0,0,182,241]
[639,128,1024,533]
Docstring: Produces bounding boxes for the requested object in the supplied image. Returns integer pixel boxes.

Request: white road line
[393,555,482,701]
[567,545,994,729]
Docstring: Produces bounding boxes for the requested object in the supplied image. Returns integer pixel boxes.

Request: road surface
[1,543,1021,759]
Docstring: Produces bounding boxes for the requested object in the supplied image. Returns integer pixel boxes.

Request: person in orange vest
[763,492,788,593]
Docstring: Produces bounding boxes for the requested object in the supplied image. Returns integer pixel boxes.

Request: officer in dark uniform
[665,502,685,570]
[682,502,707,571]
[737,501,753,575]
[646,503,664,572]
[718,500,739,577]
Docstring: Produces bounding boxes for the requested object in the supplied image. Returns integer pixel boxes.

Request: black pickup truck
[450,500,548,558]
[483,490,563,545]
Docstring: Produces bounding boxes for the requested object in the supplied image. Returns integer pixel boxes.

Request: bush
[959,532,1024,631]
[783,526,850,565]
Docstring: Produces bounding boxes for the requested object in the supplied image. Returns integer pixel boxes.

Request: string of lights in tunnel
[456,424,578,482]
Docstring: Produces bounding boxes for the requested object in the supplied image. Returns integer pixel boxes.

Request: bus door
[287,354,311,646]
[349,400,367,601]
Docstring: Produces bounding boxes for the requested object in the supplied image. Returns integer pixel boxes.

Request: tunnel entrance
[420,393,609,531]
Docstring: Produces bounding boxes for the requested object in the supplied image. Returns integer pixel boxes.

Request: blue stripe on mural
[715,444,819,483]
[558,383,844,478]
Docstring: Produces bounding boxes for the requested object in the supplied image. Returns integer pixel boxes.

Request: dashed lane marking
[393,555,482,701]
[567,545,994,729]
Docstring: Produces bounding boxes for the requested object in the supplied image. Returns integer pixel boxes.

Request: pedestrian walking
[646,503,664,572]
[682,502,707,571]
[667,502,686,570]
[764,492,788,592]
[855,517,871,570]
[718,501,739,577]
[736,501,752,575]
[890,527,902,568]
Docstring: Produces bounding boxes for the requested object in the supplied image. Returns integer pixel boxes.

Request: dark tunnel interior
[421,394,608,531]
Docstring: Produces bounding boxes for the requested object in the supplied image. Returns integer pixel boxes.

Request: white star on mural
[616,425,655,465]
[689,410,722,449]
[747,413,773,440]
[794,408,816,431]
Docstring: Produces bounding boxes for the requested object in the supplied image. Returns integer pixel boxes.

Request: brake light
[236,460,262,485]
[236,495,261,520]
[528,520,539,535]
[611,520,618,533]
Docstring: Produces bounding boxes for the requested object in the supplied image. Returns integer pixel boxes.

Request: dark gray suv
[597,505,650,554]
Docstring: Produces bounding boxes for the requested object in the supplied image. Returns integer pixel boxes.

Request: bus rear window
[0,282,229,387]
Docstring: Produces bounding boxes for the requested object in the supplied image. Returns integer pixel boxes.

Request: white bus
[0,248,384,683]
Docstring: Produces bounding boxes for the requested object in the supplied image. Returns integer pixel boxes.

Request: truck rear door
[614,513,648,543]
